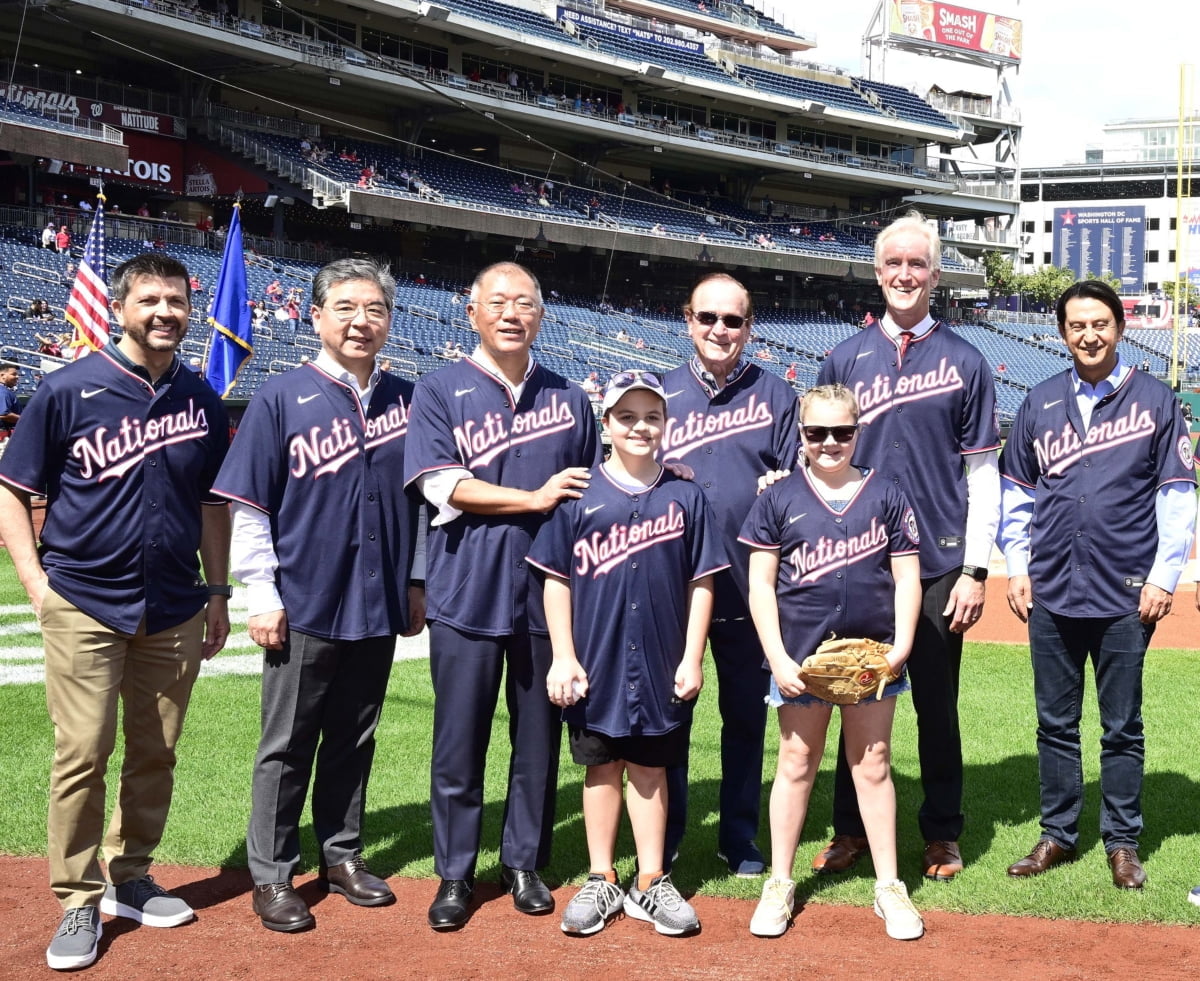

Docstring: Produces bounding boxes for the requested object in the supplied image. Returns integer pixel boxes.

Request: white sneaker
[749,876,795,937]
[623,874,699,935]
[874,879,924,940]
[1189,884,1200,908]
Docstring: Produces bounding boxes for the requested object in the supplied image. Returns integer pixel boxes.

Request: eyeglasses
[324,302,391,325]
[802,425,859,444]
[689,310,747,331]
[608,371,665,395]
[477,297,540,315]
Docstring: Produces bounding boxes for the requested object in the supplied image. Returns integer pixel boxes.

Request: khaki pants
[41,588,205,908]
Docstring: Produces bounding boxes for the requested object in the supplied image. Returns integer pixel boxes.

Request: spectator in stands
[189,275,203,293]
[55,226,71,253]
[756,346,774,361]
[136,203,150,217]
[1141,359,1150,372]
[34,332,63,357]
[265,280,283,303]
[651,224,666,236]
[785,362,797,382]
[42,222,57,249]
[580,371,601,399]
[0,363,20,455]
[26,299,54,322]
[615,327,630,343]
[634,337,646,350]
[250,302,268,330]
[78,199,93,212]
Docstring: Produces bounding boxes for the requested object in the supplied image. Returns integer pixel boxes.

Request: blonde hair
[799,383,860,424]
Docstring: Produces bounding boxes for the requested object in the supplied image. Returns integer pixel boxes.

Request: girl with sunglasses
[739,384,925,941]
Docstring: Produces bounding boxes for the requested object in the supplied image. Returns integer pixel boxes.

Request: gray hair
[874,209,941,274]
[312,257,397,310]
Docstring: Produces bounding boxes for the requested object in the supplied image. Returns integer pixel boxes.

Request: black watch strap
[961,565,988,582]
[207,584,233,597]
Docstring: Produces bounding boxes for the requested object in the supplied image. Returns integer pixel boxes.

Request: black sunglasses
[689,310,747,331]
[802,425,859,444]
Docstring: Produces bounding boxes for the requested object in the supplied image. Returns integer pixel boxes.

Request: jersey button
[1078,496,1086,503]
[631,561,638,569]
[892,441,900,448]
[629,643,637,651]
[368,532,376,541]
[368,493,376,502]
[515,449,522,457]
[703,481,711,488]
[706,447,713,454]
[368,569,376,577]
[631,602,638,610]
[632,511,639,519]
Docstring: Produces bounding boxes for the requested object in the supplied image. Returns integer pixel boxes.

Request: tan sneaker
[873,879,924,940]
[749,876,795,937]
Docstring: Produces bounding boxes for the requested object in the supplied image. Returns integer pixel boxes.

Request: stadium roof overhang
[0,119,128,172]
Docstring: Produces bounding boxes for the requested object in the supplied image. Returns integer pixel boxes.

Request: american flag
[65,193,111,359]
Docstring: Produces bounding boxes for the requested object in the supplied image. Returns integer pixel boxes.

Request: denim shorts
[766,667,910,708]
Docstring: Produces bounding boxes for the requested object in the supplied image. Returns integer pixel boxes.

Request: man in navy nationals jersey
[0,253,230,972]
[814,211,1000,882]
[213,258,424,932]
[660,272,799,877]
[0,362,21,458]
[1000,280,1195,890]
[404,262,601,930]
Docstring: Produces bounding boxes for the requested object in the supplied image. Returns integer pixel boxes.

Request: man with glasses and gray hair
[213,257,426,932]
[659,271,800,877]
[404,261,601,930]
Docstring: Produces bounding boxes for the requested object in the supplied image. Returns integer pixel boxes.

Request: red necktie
[899,331,914,360]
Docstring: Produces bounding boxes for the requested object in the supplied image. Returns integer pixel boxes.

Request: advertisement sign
[66,132,269,196]
[2,83,185,138]
[558,7,705,54]
[1052,205,1145,289]
[887,1,1022,62]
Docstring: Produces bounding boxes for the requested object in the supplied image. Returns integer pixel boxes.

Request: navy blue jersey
[527,467,729,737]
[403,357,601,636]
[1001,368,1196,617]
[0,349,229,634]
[739,467,919,662]
[817,321,999,578]
[213,363,419,640]
[660,359,799,618]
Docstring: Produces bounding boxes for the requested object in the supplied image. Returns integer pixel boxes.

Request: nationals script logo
[661,394,774,461]
[1033,402,1155,477]
[73,401,209,481]
[854,357,963,424]
[290,400,409,479]
[574,501,687,578]
[454,393,577,469]
[787,516,890,584]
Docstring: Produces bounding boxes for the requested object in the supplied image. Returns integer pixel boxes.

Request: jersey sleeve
[211,386,286,513]
[960,352,1002,455]
[738,482,784,550]
[402,374,461,486]
[1152,393,1198,489]
[998,396,1039,490]
[198,398,231,505]
[686,486,730,580]
[526,500,576,580]
[884,484,921,555]
[0,383,64,495]
[774,386,800,472]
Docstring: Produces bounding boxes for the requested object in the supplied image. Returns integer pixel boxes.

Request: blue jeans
[1028,604,1152,852]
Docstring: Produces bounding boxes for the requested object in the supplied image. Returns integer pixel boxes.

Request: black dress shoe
[252,882,315,933]
[500,866,554,915]
[428,878,474,930]
[320,856,395,907]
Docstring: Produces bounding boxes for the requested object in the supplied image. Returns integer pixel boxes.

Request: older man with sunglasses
[659,272,800,877]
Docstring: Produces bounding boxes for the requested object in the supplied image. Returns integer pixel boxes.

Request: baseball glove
[797,636,897,705]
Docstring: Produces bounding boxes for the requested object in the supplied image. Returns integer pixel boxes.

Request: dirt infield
[0,857,1197,980]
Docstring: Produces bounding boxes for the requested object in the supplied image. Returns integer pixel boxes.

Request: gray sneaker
[101,874,194,927]
[623,873,700,935]
[561,874,625,936]
[46,906,101,971]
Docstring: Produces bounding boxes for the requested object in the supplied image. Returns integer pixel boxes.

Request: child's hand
[547,660,588,707]
[674,662,703,701]
[886,646,911,679]
[772,658,807,699]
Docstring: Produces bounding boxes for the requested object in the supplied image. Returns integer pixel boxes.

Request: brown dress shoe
[811,835,870,875]
[1007,839,1076,877]
[1108,847,1146,889]
[320,856,396,907]
[923,840,964,881]
[252,882,315,933]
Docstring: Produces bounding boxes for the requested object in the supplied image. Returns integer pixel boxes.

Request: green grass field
[2,551,1199,924]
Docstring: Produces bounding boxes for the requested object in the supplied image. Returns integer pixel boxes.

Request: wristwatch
[206,584,233,597]
[961,565,988,582]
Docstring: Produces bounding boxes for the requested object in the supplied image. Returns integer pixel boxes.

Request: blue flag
[205,204,253,398]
